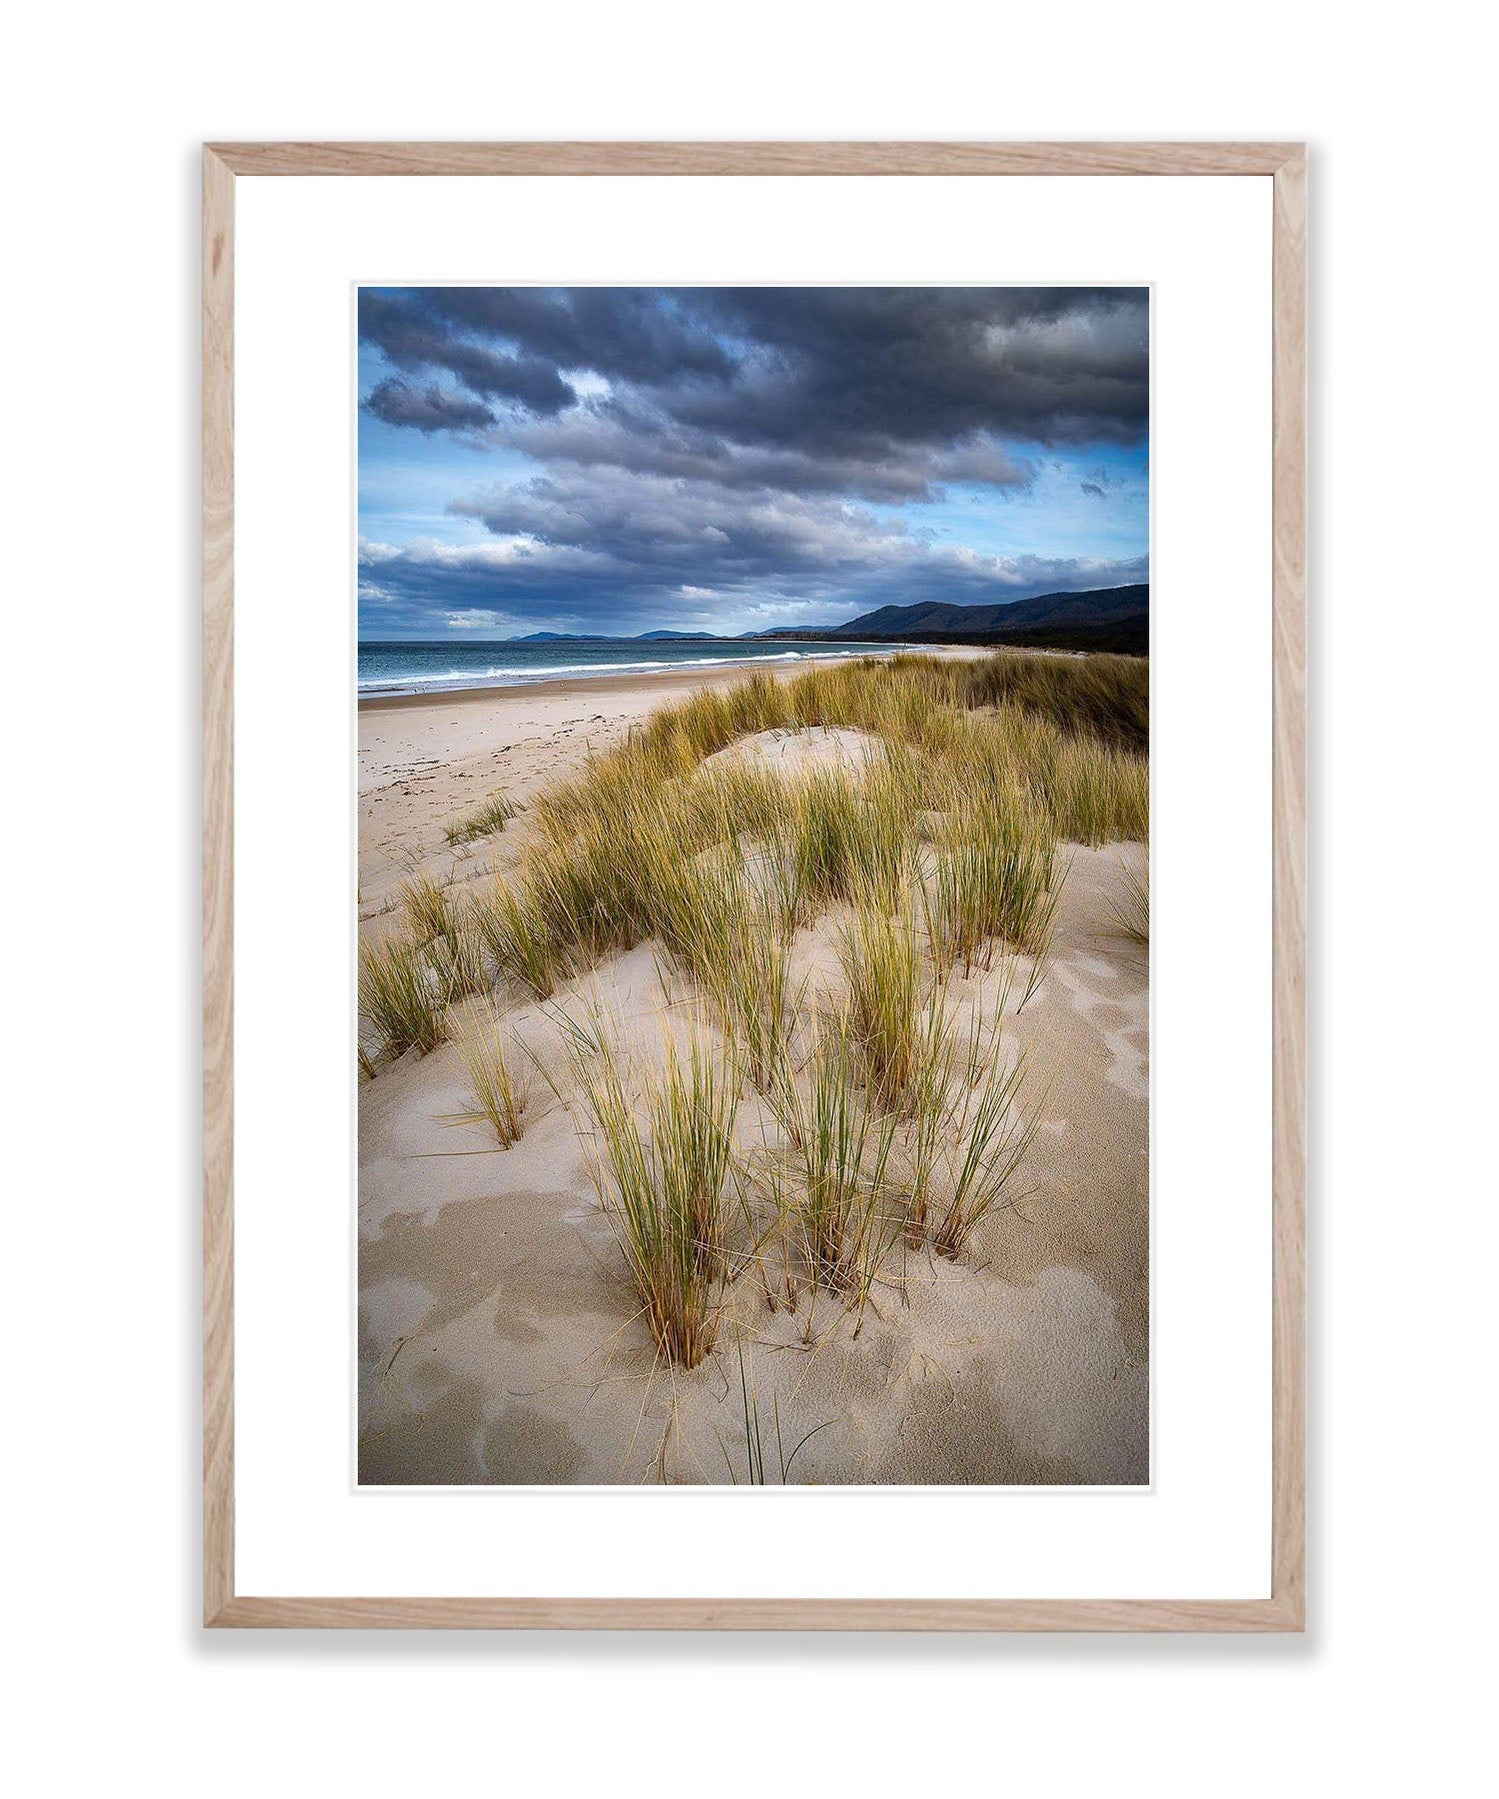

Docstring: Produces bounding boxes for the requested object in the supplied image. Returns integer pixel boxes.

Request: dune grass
[449,1001,530,1147]
[838,905,924,1113]
[637,650,1146,844]
[360,888,491,1063]
[444,793,516,848]
[960,650,1148,750]
[427,906,491,1004]
[651,844,799,1096]
[479,649,1142,1012]
[636,646,1148,757]
[470,875,567,1000]
[770,1014,900,1315]
[789,767,916,913]
[1042,734,1150,845]
[716,923,797,1098]
[567,1020,738,1369]
[928,1044,1045,1258]
[1111,858,1150,947]
[717,1328,834,1484]
[359,934,450,1060]
[922,805,1060,986]
[397,870,453,943]
[896,1006,965,1244]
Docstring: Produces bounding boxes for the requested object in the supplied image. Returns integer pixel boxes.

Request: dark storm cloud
[410,287,737,384]
[673,287,1149,454]
[497,408,1036,504]
[359,292,575,415]
[364,377,495,434]
[359,286,1148,469]
[1080,481,1106,499]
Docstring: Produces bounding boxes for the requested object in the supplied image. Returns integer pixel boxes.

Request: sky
[357,287,1149,640]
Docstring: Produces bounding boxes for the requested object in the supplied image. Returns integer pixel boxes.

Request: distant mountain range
[813,583,1148,638]
[753,583,1149,653]
[511,584,1148,651]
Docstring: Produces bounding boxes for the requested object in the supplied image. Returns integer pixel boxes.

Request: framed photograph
[204,141,1305,1629]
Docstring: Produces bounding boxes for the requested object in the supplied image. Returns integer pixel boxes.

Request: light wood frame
[203,140,1306,1631]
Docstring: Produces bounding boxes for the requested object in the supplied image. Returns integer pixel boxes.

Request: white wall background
[5,5,1491,1794]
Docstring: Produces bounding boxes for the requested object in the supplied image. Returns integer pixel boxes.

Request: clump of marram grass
[641,839,743,984]
[397,869,453,943]
[786,769,858,903]
[532,732,696,844]
[467,757,796,1003]
[651,845,799,1096]
[922,799,1060,992]
[895,1003,968,1244]
[444,792,516,847]
[526,829,640,963]
[360,890,494,1066]
[724,668,792,739]
[470,874,567,1001]
[961,650,1148,751]
[692,759,789,850]
[789,767,915,912]
[448,1001,530,1147]
[838,905,924,1114]
[424,895,493,1004]
[359,933,450,1060]
[1111,858,1150,947]
[566,1019,739,1369]
[717,922,797,1097]
[1039,734,1150,845]
[874,995,1023,1244]
[927,1041,1046,1258]
[769,1014,899,1321]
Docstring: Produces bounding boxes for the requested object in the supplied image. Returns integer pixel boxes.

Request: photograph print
[356,286,1150,1486]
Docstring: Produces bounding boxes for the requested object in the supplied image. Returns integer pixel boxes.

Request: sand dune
[357,662,1148,1486]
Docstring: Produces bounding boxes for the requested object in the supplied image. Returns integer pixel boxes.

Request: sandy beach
[358,657,1148,1485]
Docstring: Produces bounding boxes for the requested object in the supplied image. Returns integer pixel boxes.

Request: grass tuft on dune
[449,1000,531,1147]
[566,1018,738,1370]
[444,792,516,847]
[359,934,450,1061]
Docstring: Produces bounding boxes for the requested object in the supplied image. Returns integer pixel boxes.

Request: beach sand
[357,659,1148,1485]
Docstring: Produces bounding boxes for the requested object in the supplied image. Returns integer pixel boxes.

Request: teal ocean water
[357,638,903,697]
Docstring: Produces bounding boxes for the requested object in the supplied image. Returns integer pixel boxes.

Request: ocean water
[357,638,904,697]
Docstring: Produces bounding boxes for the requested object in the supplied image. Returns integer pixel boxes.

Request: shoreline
[357,643,985,713]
